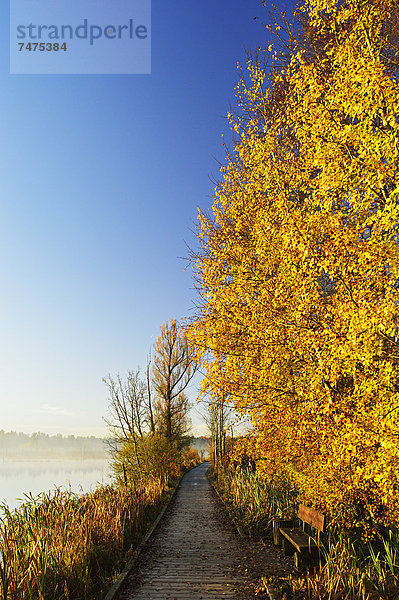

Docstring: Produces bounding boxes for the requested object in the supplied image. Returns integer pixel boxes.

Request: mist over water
[0,432,209,512]
[0,459,112,512]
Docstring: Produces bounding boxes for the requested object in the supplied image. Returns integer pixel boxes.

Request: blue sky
[0,0,290,437]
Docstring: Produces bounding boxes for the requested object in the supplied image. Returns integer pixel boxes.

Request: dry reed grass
[0,476,168,600]
[213,466,399,599]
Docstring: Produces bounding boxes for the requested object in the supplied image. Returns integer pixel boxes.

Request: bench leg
[282,538,295,556]
[309,546,322,568]
[294,548,321,571]
[272,521,281,546]
[294,551,304,571]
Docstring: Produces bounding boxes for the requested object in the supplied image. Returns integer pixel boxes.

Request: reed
[0,476,169,600]
[211,465,295,534]
[213,466,399,599]
[303,531,399,600]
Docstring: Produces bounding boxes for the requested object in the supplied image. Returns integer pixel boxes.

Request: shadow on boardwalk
[116,463,293,600]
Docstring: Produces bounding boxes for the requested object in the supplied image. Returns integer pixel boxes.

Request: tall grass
[303,531,399,600]
[213,466,399,599]
[0,477,169,600]
[211,465,296,534]
[274,532,399,599]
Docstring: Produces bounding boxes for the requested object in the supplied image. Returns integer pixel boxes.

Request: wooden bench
[275,504,325,570]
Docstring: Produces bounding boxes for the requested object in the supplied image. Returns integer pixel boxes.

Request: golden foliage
[189,0,399,532]
[114,432,182,483]
[181,446,201,470]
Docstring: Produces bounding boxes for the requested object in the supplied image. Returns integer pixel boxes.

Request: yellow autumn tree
[188,0,399,533]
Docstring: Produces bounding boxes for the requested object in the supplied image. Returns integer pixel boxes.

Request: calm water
[0,459,112,512]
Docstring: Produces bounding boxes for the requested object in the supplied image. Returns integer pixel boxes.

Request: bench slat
[279,527,317,552]
[298,504,325,532]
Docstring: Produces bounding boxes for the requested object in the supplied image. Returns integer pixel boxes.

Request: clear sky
[0,0,290,437]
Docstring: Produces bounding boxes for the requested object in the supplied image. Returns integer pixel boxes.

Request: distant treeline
[0,430,107,460]
[0,430,210,461]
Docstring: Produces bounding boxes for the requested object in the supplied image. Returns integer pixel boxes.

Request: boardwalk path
[116,463,292,600]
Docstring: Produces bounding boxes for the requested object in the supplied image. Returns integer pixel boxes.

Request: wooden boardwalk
[116,463,264,600]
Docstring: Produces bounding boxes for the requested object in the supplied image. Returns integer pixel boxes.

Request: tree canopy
[104,319,197,483]
[152,319,196,446]
[188,0,399,534]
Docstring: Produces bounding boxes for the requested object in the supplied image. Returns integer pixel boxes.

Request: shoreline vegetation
[0,454,202,600]
[0,476,171,600]
[0,425,206,599]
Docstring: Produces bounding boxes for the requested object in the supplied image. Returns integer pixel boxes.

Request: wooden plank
[272,518,294,545]
[298,504,325,531]
[115,463,269,600]
[279,527,317,552]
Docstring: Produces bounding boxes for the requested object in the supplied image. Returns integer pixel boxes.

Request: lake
[0,459,112,512]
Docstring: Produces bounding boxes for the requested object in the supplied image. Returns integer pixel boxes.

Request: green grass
[210,465,296,534]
